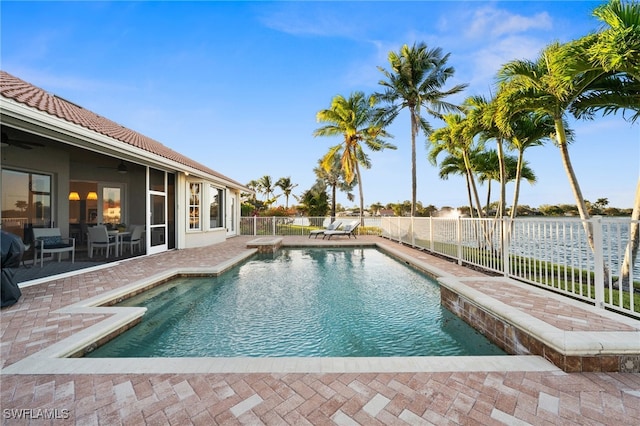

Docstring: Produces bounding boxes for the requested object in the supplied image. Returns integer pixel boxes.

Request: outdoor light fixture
[86,191,98,200]
[117,160,128,174]
[68,191,80,201]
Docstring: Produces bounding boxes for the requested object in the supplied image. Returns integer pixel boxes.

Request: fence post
[456,216,463,265]
[411,216,415,247]
[253,216,257,236]
[272,217,276,236]
[593,216,605,309]
[502,216,510,277]
[429,216,434,252]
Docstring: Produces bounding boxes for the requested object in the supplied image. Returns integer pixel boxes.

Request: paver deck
[1,236,639,425]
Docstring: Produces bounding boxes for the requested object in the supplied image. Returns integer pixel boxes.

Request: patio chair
[87,225,116,258]
[308,220,341,239]
[322,220,360,240]
[32,228,75,267]
[121,225,144,254]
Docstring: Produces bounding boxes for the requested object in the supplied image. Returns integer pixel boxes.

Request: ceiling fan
[1,131,45,150]
[98,160,129,174]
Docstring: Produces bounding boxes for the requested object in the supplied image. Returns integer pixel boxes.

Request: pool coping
[2,239,637,375]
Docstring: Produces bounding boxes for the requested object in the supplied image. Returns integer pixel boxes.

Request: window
[188,182,201,230]
[102,187,122,226]
[1,169,52,241]
[209,185,224,229]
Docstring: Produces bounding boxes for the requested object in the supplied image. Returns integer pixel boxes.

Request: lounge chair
[323,220,360,240]
[308,220,341,239]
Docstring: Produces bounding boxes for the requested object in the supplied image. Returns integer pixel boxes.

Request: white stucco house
[1,71,251,258]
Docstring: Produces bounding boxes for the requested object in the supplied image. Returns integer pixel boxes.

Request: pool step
[247,237,283,253]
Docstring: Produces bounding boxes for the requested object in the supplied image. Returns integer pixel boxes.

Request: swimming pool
[87,248,505,358]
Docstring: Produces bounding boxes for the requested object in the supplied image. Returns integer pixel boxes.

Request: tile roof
[0,70,247,189]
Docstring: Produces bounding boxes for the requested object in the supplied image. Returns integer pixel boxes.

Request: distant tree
[417,204,438,217]
[257,175,279,206]
[299,181,329,217]
[275,176,298,209]
[539,204,565,216]
[369,202,384,216]
[15,200,27,212]
[314,157,355,220]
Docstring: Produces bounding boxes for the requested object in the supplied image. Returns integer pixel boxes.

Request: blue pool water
[87,248,505,357]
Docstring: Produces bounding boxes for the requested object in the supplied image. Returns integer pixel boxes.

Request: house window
[1,169,52,241]
[209,186,224,229]
[188,182,201,230]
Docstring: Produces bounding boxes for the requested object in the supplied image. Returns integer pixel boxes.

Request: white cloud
[257,3,360,39]
[466,6,552,39]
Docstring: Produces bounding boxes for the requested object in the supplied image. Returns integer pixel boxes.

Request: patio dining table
[107,230,131,257]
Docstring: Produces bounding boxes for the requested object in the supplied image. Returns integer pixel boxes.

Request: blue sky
[2,1,638,210]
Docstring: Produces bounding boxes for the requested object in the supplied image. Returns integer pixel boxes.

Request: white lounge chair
[323,220,360,240]
[308,221,341,239]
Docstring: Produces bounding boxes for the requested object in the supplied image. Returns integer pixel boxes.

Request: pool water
[87,248,505,358]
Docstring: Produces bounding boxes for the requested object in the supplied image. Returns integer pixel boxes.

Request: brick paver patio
[2,236,639,425]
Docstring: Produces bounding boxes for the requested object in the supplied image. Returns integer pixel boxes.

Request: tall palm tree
[314,92,396,223]
[275,176,298,209]
[429,113,484,218]
[496,42,610,250]
[377,42,467,216]
[464,95,509,218]
[586,0,640,286]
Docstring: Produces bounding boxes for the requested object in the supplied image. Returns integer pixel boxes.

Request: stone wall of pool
[439,282,640,373]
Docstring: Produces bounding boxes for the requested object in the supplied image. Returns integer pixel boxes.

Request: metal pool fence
[240,215,639,318]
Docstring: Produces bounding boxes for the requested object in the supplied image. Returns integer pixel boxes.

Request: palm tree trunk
[620,178,640,287]
[331,184,337,221]
[463,153,484,218]
[496,137,506,218]
[510,149,525,219]
[355,162,365,227]
[555,118,610,283]
[465,173,475,219]
[410,107,418,217]
[485,180,492,217]
[554,118,593,247]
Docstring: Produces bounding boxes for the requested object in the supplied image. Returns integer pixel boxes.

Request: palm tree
[299,180,329,217]
[437,151,478,218]
[496,42,610,250]
[246,180,260,201]
[464,95,510,218]
[257,175,278,206]
[314,92,396,224]
[506,111,557,218]
[589,0,640,81]
[377,42,467,216]
[313,157,355,220]
[429,113,484,218]
[275,176,298,209]
[586,0,640,286]
[474,150,537,217]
